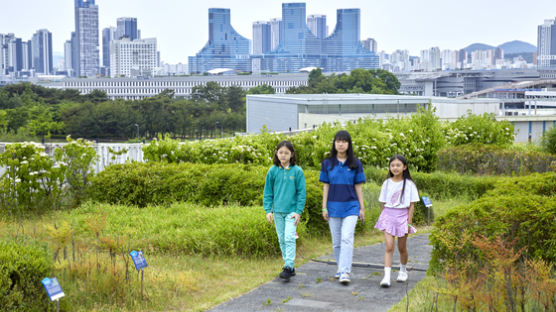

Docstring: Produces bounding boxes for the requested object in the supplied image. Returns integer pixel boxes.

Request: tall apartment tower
[188,8,250,74]
[32,29,53,74]
[116,17,138,40]
[102,27,117,75]
[538,18,556,78]
[110,38,157,78]
[64,40,73,74]
[307,14,327,39]
[74,0,99,77]
[361,38,377,53]
[269,18,282,51]
[252,21,271,54]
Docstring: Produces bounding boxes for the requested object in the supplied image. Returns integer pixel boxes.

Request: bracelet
[408,223,413,227]
[322,208,327,212]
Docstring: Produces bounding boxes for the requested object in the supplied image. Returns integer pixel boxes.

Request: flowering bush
[0,142,64,213]
[143,108,447,172]
[444,113,514,146]
[0,137,97,213]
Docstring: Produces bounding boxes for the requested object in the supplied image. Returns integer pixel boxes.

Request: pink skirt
[374,207,417,237]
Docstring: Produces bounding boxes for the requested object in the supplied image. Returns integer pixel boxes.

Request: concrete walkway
[209,234,431,312]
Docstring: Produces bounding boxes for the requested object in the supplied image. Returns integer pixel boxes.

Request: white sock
[400,264,407,273]
[384,267,391,278]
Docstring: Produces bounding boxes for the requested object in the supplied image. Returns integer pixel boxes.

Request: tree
[248,84,275,94]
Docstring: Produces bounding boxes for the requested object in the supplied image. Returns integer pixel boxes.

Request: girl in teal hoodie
[263,140,306,280]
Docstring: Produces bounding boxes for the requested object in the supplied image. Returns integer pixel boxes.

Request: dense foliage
[0,240,55,311]
[429,172,556,273]
[286,68,400,94]
[541,125,556,154]
[0,82,246,140]
[144,107,447,172]
[437,144,556,175]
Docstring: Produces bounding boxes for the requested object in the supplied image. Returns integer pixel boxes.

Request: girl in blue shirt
[263,140,306,280]
[319,130,366,285]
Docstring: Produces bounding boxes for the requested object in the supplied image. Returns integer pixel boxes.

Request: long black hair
[273,140,296,167]
[326,130,358,170]
[387,154,414,203]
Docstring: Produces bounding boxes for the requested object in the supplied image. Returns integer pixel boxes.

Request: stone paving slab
[208,233,431,312]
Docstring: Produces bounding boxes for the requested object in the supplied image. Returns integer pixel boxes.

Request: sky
[1,0,556,64]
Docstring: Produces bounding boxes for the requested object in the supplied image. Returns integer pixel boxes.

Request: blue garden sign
[41,277,65,301]
[130,250,148,270]
[422,196,432,207]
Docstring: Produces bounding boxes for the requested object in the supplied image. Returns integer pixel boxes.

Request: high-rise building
[361,38,377,53]
[537,18,556,77]
[0,34,6,74]
[64,40,73,74]
[441,49,458,70]
[32,29,53,74]
[110,38,157,77]
[420,47,441,71]
[22,41,31,71]
[307,14,327,39]
[116,17,138,41]
[252,21,271,54]
[269,18,282,51]
[74,0,99,77]
[102,27,117,75]
[188,8,250,74]
[7,37,23,73]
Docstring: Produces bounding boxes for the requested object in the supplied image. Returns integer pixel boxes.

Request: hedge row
[89,162,328,233]
[365,167,498,200]
[437,144,556,175]
[0,240,55,311]
[89,163,436,233]
[429,172,556,273]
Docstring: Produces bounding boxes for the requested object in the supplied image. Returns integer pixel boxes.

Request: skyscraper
[64,40,73,74]
[116,17,138,41]
[252,21,271,54]
[102,27,117,75]
[188,8,250,74]
[7,37,23,73]
[32,29,53,74]
[537,18,556,78]
[269,18,282,51]
[307,14,327,39]
[361,38,377,54]
[74,0,99,77]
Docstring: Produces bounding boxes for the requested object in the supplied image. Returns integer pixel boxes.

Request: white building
[269,18,282,51]
[441,49,458,71]
[110,38,157,78]
[36,73,309,100]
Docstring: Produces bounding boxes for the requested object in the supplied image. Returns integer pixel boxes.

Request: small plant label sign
[41,277,65,301]
[421,196,432,207]
[130,250,148,270]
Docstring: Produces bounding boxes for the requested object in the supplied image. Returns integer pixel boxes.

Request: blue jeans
[329,215,358,274]
[274,212,297,268]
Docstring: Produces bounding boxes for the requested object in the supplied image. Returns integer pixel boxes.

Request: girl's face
[389,158,407,178]
[276,146,292,167]
[334,139,349,154]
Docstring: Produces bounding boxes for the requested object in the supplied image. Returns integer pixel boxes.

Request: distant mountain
[497,40,536,54]
[463,43,495,52]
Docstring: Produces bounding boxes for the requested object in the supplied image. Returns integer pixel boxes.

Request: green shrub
[0,240,55,311]
[429,172,556,273]
[437,144,556,175]
[541,125,556,155]
[70,202,306,258]
[89,162,328,232]
[444,113,514,146]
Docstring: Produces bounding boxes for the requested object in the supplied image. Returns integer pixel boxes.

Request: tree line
[0,69,401,141]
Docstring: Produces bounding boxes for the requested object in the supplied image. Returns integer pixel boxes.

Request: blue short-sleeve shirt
[319,158,366,218]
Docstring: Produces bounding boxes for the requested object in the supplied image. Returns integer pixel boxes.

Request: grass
[0,187,464,311]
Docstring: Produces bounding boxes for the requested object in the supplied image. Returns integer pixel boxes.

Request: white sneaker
[380,274,391,287]
[334,272,341,279]
[396,271,408,282]
[339,272,350,284]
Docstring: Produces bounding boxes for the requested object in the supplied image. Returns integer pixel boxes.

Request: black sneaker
[279,267,295,279]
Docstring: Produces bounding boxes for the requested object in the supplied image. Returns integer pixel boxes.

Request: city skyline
[1,0,556,63]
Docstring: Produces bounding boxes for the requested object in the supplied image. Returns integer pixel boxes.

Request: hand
[359,208,365,223]
[322,209,329,221]
[291,213,301,226]
[266,213,273,224]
